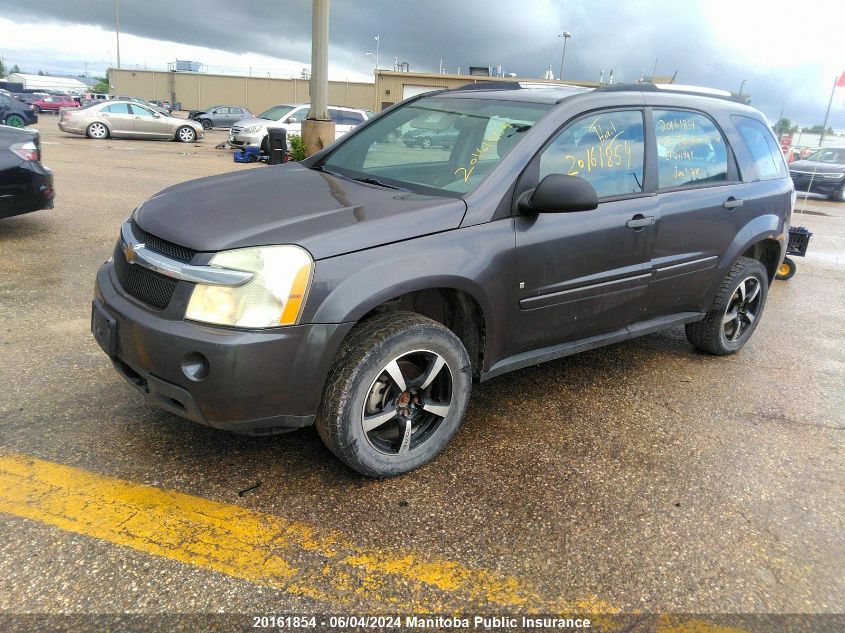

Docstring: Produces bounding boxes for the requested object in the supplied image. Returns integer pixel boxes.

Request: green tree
[0,59,5,78]
[92,75,109,93]
[806,124,825,134]
[774,118,792,136]
[10,64,20,74]
[37,70,46,76]
[288,134,307,161]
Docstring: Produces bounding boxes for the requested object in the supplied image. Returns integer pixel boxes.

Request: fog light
[181,352,209,382]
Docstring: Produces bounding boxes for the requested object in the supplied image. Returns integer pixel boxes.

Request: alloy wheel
[178,127,196,142]
[5,115,24,128]
[361,350,453,455]
[89,123,108,139]
[722,276,762,342]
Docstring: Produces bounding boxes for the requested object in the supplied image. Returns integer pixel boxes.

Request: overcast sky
[0,0,843,128]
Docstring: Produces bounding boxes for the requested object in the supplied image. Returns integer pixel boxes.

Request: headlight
[244,125,262,134]
[185,245,313,328]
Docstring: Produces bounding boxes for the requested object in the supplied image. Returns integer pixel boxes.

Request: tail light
[10,141,39,162]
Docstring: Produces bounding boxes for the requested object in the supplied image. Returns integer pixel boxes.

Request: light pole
[374,35,380,70]
[302,0,334,156]
[557,31,571,81]
[114,0,121,69]
[738,79,747,97]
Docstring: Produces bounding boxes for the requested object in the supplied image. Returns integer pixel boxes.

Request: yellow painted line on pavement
[0,453,609,613]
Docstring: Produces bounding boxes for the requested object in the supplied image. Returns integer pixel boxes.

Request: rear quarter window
[732,115,787,180]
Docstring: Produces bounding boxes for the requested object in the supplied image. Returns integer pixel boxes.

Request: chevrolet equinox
[92,82,793,477]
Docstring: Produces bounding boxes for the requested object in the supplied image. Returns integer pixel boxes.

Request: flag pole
[819,75,837,148]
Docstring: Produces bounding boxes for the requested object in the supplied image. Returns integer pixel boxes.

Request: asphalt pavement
[0,119,842,629]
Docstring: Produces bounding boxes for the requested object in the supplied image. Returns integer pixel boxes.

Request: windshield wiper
[351,177,404,190]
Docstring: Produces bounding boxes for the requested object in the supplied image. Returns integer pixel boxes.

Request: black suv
[93,82,792,477]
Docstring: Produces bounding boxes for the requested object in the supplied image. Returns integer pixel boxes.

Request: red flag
[837,70,845,88]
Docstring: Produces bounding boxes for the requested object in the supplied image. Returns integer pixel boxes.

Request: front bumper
[228,130,264,148]
[790,173,844,197]
[93,262,353,434]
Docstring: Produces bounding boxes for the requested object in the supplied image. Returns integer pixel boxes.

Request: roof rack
[595,82,744,103]
[450,81,523,92]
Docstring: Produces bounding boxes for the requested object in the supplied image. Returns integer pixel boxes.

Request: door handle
[723,197,744,210]
[626,215,656,229]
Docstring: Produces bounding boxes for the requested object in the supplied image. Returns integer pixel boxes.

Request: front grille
[129,218,197,263]
[113,243,177,310]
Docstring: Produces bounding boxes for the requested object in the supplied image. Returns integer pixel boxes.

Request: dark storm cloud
[1,0,841,127]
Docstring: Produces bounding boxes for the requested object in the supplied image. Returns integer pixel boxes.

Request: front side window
[653,110,728,188]
[732,115,787,180]
[286,108,308,123]
[539,110,645,197]
[319,97,550,196]
[339,111,365,125]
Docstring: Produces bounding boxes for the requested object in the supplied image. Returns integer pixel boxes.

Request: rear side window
[539,110,645,198]
[732,116,787,180]
[653,110,728,188]
[103,103,131,114]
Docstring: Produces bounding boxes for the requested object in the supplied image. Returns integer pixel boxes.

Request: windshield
[805,148,845,164]
[318,96,550,196]
[257,105,295,121]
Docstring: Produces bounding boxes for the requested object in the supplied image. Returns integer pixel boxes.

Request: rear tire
[4,114,25,128]
[776,257,796,281]
[86,122,109,139]
[686,257,769,355]
[316,312,472,478]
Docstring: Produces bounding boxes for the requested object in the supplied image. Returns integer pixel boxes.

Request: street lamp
[557,31,571,81]
[364,35,380,72]
[738,79,748,97]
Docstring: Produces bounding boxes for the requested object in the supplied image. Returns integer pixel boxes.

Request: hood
[789,159,845,173]
[232,116,276,129]
[134,163,467,260]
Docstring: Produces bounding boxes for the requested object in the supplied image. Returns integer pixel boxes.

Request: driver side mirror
[153,112,161,118]
[517,174,599,214]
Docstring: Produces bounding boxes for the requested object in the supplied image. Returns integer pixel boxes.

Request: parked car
[788,147,845,201]
[402,125,461,149]
[31,95,77,114]
[92,82,792,477]
[58,100,204,142]
[0,93,38,127]
[190,105,253,130]
[228,104,370,151]
[148,100,173,113]
[0,125,54,219]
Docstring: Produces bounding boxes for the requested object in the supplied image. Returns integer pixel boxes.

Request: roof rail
[450,81,523,92]
[596,82,744,103]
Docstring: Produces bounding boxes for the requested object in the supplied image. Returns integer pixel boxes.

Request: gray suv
[92,82,793,477]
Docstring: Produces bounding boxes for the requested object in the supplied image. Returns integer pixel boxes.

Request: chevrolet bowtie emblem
[123,241,144,264]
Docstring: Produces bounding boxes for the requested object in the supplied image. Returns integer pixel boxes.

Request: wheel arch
[720,213,787,286]
[313,276,493,380]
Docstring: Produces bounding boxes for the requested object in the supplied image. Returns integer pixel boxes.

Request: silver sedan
[57,101,204,142]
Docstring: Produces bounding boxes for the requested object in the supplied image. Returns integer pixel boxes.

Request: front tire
[32,105,41,114]
[316,312,472,478]
[833,183,845,203]
[420,136,433,149]
[686,257,769,355]
[200,118,212,130]
[176,125,196,143]
[86,122,109,139]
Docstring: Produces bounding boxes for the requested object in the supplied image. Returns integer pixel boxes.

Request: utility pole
[302,0,334,156]
[114,0,121,69]
[374,35,380,70]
